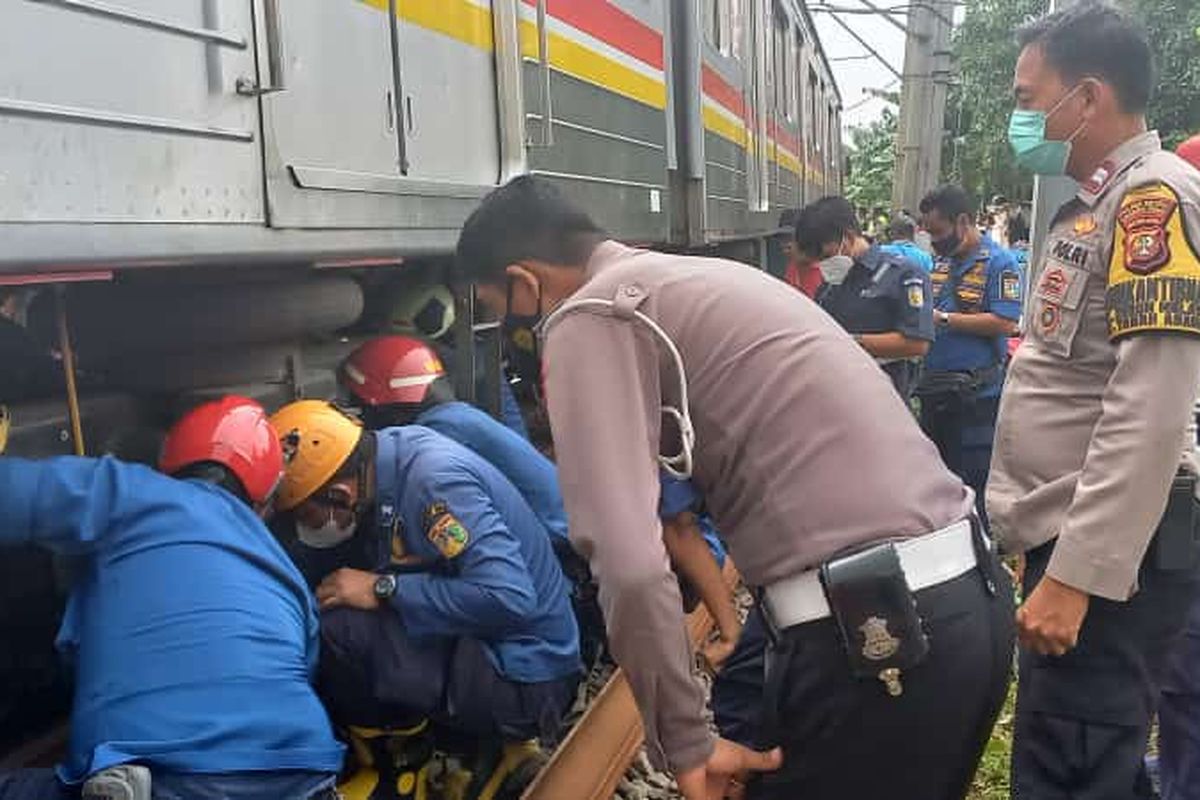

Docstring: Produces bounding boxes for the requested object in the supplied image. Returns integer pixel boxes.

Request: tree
[941,0,1200,204]
[845,107,899,212]
[942,0,1049,206]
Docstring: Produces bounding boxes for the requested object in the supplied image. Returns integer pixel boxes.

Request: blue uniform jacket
[927,233,1023,396]
[415,401,569,546]
[818,244,934,342]
[374,427,580,684]
[0,456,344,784]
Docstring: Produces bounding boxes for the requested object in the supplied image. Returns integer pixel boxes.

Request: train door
[255,0,520,230]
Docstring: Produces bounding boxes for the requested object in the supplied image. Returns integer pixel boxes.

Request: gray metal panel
[523,65,670,243]
[0,0,263,224]
[396,9,501,184]
[259,0,401,227]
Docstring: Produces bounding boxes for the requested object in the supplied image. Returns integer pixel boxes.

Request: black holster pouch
[1150,472,1200,572]
[819,542,930,682]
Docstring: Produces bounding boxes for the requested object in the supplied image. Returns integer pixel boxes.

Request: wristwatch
[373,573,398,601]
[936,310,951,328]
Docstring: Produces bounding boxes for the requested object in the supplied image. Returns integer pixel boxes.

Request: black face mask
[932,230,962,258]
[502,278,543,392]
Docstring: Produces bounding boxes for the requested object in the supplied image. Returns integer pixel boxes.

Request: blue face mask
[1008,85,1087,175]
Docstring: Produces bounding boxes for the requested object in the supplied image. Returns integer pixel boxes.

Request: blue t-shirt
[375,427,580,683]
[0,456,344,784]
[658,474,727,567]
[926,234,1024,396]
[881,240,934,273]
[416,401,569,546]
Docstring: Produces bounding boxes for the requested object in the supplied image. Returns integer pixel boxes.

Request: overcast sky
[812,5,907,135]
[811,3,965,139]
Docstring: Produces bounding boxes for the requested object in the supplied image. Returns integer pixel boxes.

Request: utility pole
[891,0,955,214]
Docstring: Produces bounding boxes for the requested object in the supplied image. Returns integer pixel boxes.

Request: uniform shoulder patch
[905,279,925,309]
[1000,270,1021,302]
[1115,182,1179,275]
[1107,182,1200,340]
[426,511,469,559]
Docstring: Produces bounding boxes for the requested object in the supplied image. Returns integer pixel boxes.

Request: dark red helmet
[339,336,447,406]
[159,396,284,505]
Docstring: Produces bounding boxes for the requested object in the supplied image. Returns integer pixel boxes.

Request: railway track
[523,563,740,800]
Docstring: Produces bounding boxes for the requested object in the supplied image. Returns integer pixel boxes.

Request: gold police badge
[859,616,901,661]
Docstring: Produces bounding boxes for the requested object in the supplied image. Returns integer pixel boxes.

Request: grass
[968,679,1016,800]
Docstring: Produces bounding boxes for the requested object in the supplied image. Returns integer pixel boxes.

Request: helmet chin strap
[543,291,695,481]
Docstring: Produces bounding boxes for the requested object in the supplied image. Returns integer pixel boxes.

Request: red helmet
[339,336,447,406]
[1177,135,1200,171]
[159,396,284,505]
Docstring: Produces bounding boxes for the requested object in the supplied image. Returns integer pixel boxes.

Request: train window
[807,67,819,157]
[728,0,744,60]
[772,13,787,115]
[786,31,799,121]
[705,0,741,60]
[704,0,721,50]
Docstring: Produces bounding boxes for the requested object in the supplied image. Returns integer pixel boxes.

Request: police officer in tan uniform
[989,4,1200,797]
[455,176,1016,800]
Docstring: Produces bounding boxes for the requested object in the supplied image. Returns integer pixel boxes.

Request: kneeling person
[268,402,580,769]
[0,398,344,800]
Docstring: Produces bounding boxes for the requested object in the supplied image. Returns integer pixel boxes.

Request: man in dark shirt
[796,197,934,400]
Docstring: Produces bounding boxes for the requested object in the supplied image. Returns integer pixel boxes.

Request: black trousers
[1013,541,1200,800]
[748,560,1015,800]
[919,388,1000,528]
[318,606,577,743]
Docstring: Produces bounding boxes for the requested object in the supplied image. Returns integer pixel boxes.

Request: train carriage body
[0,0,843,763]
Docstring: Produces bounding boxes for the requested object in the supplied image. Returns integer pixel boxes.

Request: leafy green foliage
[943,0,1200,204]
[845,107,899,211]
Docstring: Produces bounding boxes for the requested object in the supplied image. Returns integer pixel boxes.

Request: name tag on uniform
[1036,264,1088,310]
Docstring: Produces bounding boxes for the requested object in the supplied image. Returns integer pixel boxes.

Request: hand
[675,738,783,800]
[1016,575,1089,656]
[701,634,739,673]
[316,568,380,611]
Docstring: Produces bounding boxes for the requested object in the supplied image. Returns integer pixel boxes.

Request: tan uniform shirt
[989,131,1200,601]
[542,241,973,771]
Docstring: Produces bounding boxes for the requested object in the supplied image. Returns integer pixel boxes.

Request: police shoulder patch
[426,511,469,559]
[1107,182,1200,340]
[1000,270,1021,302]
[905,280,925,309]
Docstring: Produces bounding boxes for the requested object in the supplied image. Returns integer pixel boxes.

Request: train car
[0,0,842,771]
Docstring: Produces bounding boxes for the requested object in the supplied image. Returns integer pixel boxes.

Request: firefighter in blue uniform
[269,401,580,800]
[918,185,1023,523]
[336,336,605,668]
[795,196,934,400]
[0,397,344,800]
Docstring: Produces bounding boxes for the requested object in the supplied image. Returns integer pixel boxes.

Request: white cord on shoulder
[544,298,695,480]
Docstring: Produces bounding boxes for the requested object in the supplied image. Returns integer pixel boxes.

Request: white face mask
[818,254,855,285]
[296,511,358,549]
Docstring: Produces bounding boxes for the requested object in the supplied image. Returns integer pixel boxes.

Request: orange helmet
[160,396,283,505]
[269,400,364,512]
[339,336,447,406]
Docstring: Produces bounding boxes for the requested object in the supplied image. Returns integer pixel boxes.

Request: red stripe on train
[701,65,746,120]
[522,0,664,72]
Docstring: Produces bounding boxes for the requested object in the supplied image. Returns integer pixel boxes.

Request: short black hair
[1017,1,1153,113]
[454,175,605,285]
[886,215,915,242]
[919,185,974,224]
[794,196,860,259]
[778,208,801,230]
